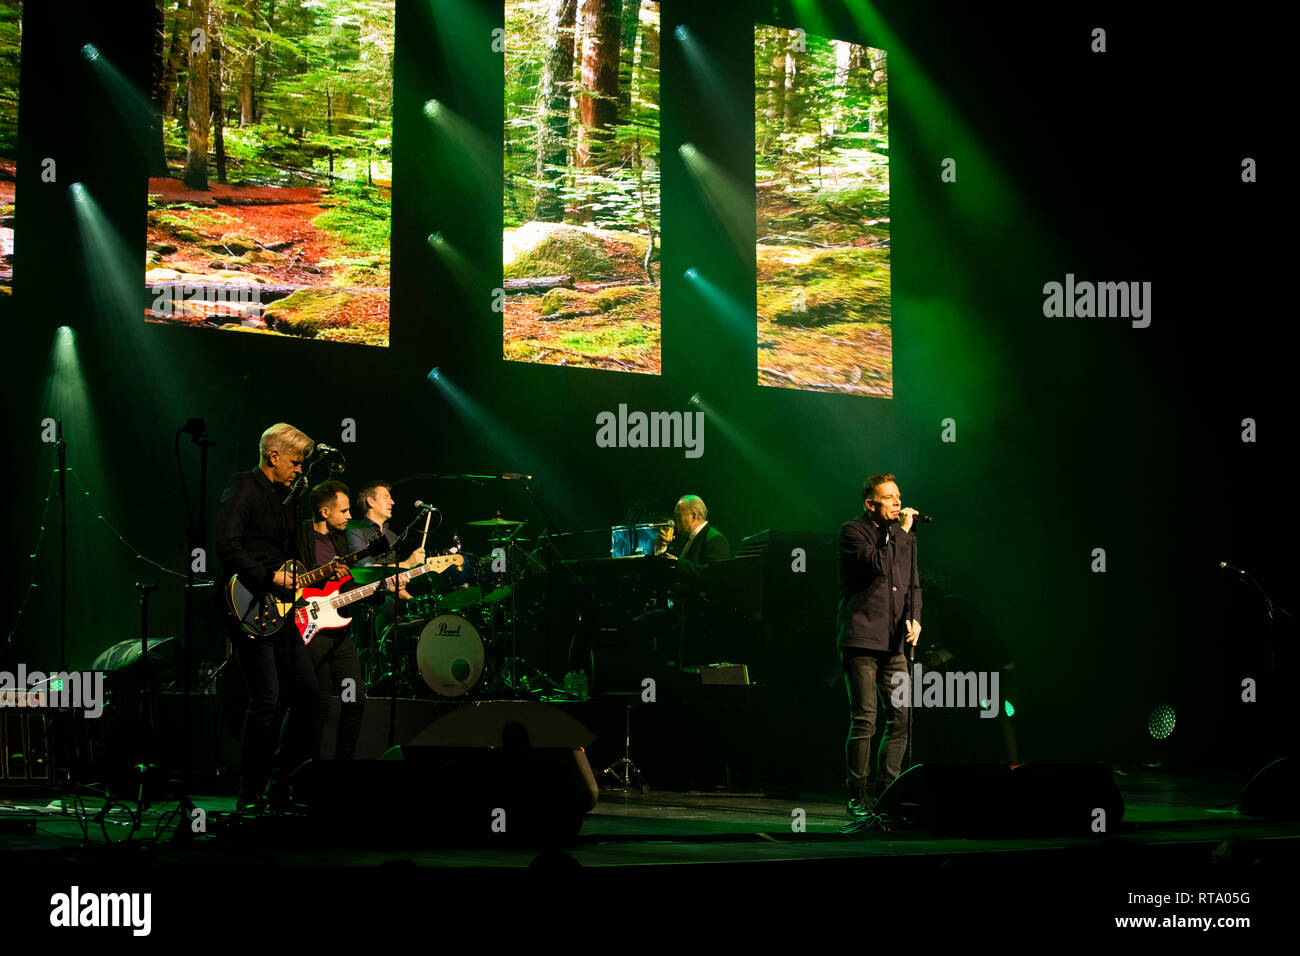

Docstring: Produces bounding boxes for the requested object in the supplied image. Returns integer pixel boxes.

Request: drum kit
[355,514,553,700]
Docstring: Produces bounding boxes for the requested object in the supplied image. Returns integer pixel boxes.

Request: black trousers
[308,628,366,760]
[842,647,910,803]
[229,622,329,801]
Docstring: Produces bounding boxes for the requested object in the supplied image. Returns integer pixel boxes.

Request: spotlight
[427,367,442,383]
[423,99,442,120]
[80,43,100,62]
[679,143,696,157]
[684,267,698,281]
[674,25,689,41]
[68,182,87,202]
[56,326,75,341]
[427,232,445,247]
[688,392,702,407]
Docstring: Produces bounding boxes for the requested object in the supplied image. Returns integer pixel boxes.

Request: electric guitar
[294,554,464,645]
[226,536,390,637]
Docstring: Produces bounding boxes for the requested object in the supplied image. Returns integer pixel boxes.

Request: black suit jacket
[673,523,731,576]
[836,512,922,652]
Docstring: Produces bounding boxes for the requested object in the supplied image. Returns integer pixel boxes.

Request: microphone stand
[384,509,430,749]
[905,520,919,774]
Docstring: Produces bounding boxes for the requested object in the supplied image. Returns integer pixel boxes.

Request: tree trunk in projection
[534,0,578,222]
[160,2,190,171]
[149,1,171,177]
[785,35,805,132]
[211,38,226,184]
[766,39,786,152]
[183,0,211,190]
[575,0,620,170]
[616,0,638,120]
[240,0,258,126]
[639,5,658,109]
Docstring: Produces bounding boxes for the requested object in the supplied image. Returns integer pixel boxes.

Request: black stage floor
[2,769,1295,935]
[1,769,1292,864]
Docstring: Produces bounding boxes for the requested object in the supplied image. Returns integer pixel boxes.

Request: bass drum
[416,613,484,697]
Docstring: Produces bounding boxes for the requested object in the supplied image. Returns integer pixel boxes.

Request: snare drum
[416,613,484,697]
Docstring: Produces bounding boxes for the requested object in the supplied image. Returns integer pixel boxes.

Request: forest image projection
[756,25,890,397]
[504,0,661,375]
[145,0,393,347]
[0,0,18,295]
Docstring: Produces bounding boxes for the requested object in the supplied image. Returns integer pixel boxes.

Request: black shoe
[264,784,308,816]
[845,797,875,820]
[235,794,266,816]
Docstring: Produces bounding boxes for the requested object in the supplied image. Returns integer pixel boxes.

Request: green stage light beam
[79,45,156,161]
[427,0,498,112]
[674,26,746,144]
[839,0,1043,237]
[679,144,754,261]
[688,392,804,500]
[425,367,540,468]
[69,184,181,407]
[424,97,497,196]
[683,266,755,344]
[428,232,490,302]
[42,325,112,528]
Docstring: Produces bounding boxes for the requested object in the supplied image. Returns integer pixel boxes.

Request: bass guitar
[294,554,464,645]
[226,536,390,637]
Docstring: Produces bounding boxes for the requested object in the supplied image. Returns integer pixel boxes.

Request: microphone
[314,443,345,461]
[413,500,440,512]
[908,512,934,523]
[501,473,532,481]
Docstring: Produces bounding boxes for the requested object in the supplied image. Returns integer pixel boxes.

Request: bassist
[296,480,384,761]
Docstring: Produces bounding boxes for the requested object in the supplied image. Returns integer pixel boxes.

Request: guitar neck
[297,542,375,587]
[329,560,444,610]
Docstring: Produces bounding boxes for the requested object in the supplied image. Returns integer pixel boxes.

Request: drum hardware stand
[519,481,600,703]
[601,704,649,794]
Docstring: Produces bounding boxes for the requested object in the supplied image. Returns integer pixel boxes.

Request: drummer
[346,480,426,607]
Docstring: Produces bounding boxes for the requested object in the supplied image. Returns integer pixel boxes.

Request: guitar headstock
[425,553,465,571]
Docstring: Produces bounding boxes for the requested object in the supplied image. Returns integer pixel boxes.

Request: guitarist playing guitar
[296,479,391,762]
[216,423,346,813]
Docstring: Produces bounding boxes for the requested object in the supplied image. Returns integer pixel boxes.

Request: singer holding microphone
[837,473,923,833]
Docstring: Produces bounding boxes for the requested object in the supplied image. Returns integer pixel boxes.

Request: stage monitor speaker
[877,763,1123,837]
[1239,757,1300,820]
[291,746,597,846]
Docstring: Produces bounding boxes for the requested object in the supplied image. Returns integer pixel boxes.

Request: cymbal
[466,517,525,526]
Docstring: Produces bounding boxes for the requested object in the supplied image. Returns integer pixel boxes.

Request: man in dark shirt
[296,480,372,761]
[345,480,425,576]
[837,473,923,832]
[216,422,339,812]
[345,480,425,636]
